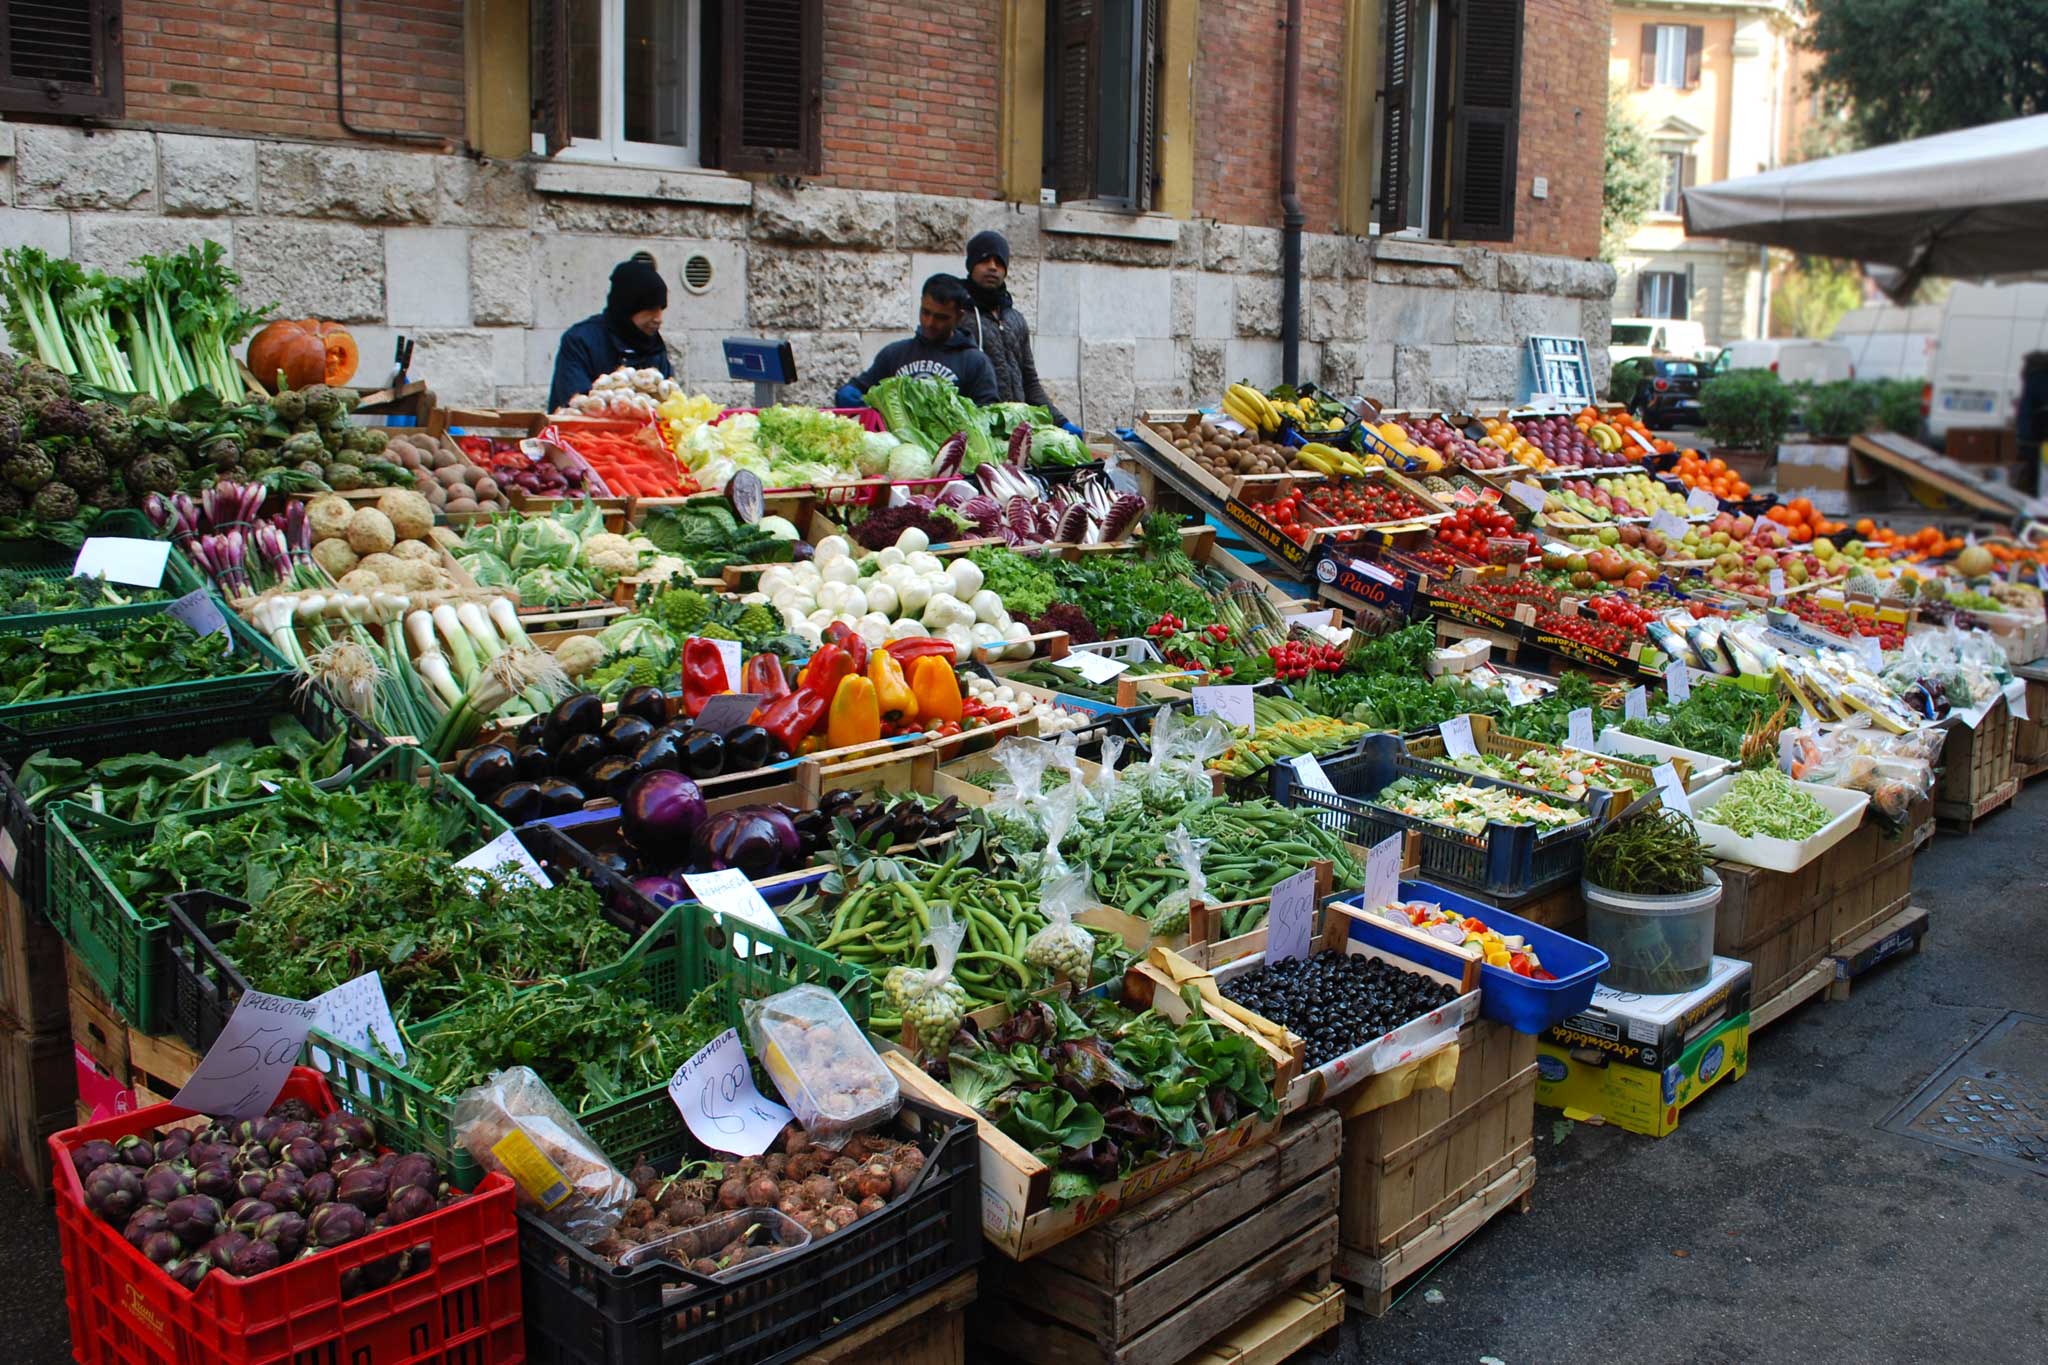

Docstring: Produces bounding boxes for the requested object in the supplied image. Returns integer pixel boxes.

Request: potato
[310,538,359,579]
[345,507,396,556]
[446,496,479,513]
[475,477,500,501]
[445,483,474,502]
[422,482,447,507]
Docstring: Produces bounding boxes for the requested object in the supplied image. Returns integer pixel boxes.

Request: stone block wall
[0,128,1615,422]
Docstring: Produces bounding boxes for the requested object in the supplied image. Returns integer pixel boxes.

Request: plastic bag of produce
[1142,708,1231,804]
[452,1065,632,1245]
[1148,825,1212,938]
[746,984,901,1143]
[1025,863,1097,985]
[987,737,1054,835]
[1092,732,1127,807]
[883,905,972,1051]
[1036,782,1080,883]
[1782,715,1939,824]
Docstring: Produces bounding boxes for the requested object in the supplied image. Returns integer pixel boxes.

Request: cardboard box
[1535,956,1752,1137]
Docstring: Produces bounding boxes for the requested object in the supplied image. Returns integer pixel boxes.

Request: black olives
[1219,951,1458,1068]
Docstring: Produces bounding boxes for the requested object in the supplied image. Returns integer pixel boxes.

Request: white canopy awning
[1682,115,2048,299]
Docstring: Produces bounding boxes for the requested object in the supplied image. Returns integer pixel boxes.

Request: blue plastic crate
[1335,879,1607,1034]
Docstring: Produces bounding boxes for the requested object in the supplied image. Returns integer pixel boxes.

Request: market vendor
[835,274,1000,407]
[546,253,675,412]
[960,230,1081,434]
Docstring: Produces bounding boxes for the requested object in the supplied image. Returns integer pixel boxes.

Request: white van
[1830,304,1941,383]
[1611,318,1709,366]
[1926,281,2048,439]
[1713,339,1855,385]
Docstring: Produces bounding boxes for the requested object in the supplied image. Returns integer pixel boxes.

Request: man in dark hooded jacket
[547,253,676,412]
[837,274,1000,406]
[960,230,1080,432]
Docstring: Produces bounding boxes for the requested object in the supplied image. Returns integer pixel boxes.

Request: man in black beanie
[547,252,677,411]
[960,230,1080,433]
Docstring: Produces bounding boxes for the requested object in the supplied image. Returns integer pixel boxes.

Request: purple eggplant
[621,769,706,853]
[695,805,800,878]
[163,1193,223,1245]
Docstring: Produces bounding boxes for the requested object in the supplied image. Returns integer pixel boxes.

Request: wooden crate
[0,873,67,1034]
[126,1022,200,1110]
[0,1021,73,1193]
[794,1271,975,1365]
[2011,669,2048,774]
[68,952,130,1118]
[1712,797,1930,956]
[1335,1016,1536,1267]
[1935,698,2016,829]
[971,1109,1340,1365]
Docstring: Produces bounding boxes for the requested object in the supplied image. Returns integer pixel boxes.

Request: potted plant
[1699,369,1796,485]
[1579,808,1721,994]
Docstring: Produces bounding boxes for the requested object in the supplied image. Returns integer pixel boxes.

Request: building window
[534,0,822,174]
[1375,0,1525,242]
[1657,149,1694,213]
[1638,270,1689,320]
[0,0,124,118]
[1044,0,1161,210]
[1640,23,1702,90]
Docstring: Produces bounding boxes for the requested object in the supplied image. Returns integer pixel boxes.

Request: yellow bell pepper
[826,675,881,749]
[869,650,917,725]
[911,655,962,724]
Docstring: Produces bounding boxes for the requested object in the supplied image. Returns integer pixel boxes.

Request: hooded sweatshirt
[847,329,999,405]
[547,257,676,411]
[962,231,1068,424]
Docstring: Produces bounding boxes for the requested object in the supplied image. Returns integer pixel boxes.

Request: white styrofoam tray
[1683,772,1869,873]
[1591,731,1734,792]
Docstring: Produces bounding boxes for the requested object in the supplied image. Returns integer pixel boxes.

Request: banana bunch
[1586,423,1623,453]
[1294,441,1379,476]
[1223,383,1280,435]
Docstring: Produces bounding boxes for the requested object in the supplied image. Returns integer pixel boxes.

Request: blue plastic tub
[1334,878,1607,1035]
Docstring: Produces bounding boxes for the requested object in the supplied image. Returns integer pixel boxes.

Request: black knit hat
[606,253,668,319]
[965,230,1010,270]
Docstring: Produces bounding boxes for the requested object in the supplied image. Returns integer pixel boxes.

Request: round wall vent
[681,254,715,294]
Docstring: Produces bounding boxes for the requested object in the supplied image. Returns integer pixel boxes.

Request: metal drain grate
[1882,1012,2048,1175]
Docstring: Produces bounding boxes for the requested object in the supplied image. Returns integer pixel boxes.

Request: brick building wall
[1191,0,1347,233]
[818,0,1001,198]
[1515,0,1606,258]
[122,0,465,143]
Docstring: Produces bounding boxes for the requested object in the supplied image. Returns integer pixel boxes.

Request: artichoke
[204,435,245,471]
[35,396,91,439]
[326,462,365,491]
[33,482,80,521]
[0,399,22,458]
[56,445,106,489]
[124,453,180,495]
[270,389,308,422]
[127,393,161,418]
[18,360,68,397]
[4,445,52,492]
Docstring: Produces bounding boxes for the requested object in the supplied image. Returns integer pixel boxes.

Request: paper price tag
[1566,707,1595,750]
[1291,753,1336,795]
[1191,685,1256,732]
[690,639,744,693]
[167,589,232,650]
[1451,487,1481,506]
[1629,428,1662,456]
[1624,686,1649,721]
[311,971,405,1069]
[74,537,171,588]
[2036,564,2047,592]
[1768,569,1786,600]
[668,1028,794,1158]
[1054,651,1130,684]
[1267,867,1317,966]
[1362,832,1403,914]
[693,693,764,736]
[684,867,785,958]
[1652,762,1690,815]
[1687,487,1719,515]
[2007,676,2029,722]
[1542,541,1579,559]
[1665,660,1691,704]
[1357,560,1397,585]
[1438,715,1478,760]
[173,990,318,1118]
[1507,482,1548,513]
[455,830,553,888]
[1650,510,1689,542]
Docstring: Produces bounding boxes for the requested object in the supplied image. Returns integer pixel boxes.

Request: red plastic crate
[49,1068,526,1365]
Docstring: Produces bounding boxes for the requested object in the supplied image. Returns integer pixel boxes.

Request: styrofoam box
[1684,772,1869,873]
[1592,731,1733,792]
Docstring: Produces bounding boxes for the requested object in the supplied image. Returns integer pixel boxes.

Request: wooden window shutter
[717,0,823,174]
[1379,0,1422,231]
[1636,272,1651,315]
[1683,25,1703,88]
[1445,0,1523,242]
[1638,22,1656,88]
[1681,152,1696,190]
[533,0,570,156]
[0,0,123,118]
[1133,0,1160,211]
[1050,0,1100,202]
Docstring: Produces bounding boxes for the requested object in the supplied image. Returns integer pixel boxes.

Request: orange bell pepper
[911,655,962,725]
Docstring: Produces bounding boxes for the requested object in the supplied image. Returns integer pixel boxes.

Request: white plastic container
[748,984,901,1141]
[1582,869,1722,995]
[1590,731,1733,792]
[1686,773,1869,873]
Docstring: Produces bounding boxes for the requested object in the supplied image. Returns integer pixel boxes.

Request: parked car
[1830,303,1941,384]
[1626,356,1705,428]
[1713,339,1855,385]
[1611,318,1709,366]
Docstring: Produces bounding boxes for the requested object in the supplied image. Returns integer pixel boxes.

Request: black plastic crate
[518,1097,981,1365]
[0,674,382,914]
[1271,733,1597,900]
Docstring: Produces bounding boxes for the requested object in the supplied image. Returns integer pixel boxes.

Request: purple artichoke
[84,1163,144,1225]
[232,1169,270,1201]
[165,1258,210,1291]
[236,1142,274,1171]
[384,1184,435,1225]
[260,1179,307,1213]
[279,1137,327,1176]
[306,1201,367,1248]
[385,1153,438,1194]
[71,1139,120,1178]
[156,1129,193,1162]
[142,1162,193,1206]
[301,1171,337,1206]
[191,1163,236,1201]
[124,1206,173,1251]
[318,1112,375,1153]
[200,1231,250,1267]
[115,1135,155,1169]
[230,1239,282,1277]
[140,1230,184,1266]
[335,1166,388,1216]
[226,1198,276,1235]
[256,1210,307,1257]
[163,1193,223,1245]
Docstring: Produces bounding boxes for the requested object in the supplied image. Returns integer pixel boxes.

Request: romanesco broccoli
[647,588,713,635]
[586,655,662,700]
[734,603,780,641]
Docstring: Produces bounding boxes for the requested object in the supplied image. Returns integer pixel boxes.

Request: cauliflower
[554,634,606,679]
[580,531,648,579]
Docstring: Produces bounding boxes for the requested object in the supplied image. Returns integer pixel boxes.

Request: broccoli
[586,655,662,700]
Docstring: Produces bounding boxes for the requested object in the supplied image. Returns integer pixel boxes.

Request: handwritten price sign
[668,1028,793,1157]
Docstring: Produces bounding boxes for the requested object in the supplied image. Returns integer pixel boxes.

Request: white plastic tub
[1686,773,1869,873]
[1582,869,1722,995]
[1591,732,1733,792]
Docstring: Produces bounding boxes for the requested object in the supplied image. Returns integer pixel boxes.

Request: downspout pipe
[1279,0,1306,386]
[336,0,452,147]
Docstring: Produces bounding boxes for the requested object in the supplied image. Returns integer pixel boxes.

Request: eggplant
[621,771,708,854]
[892,804,931,844]
[586,756,642,803]
[556,731,606,781]
[534,779,588,816]
[723,725,772,772]
[543,693,605,751]
[455,743,518,798]
[840,804,878,830]
[594,849,633,879]
[618,685,669,727]
[818,789,860,818]
[767,747,791,766]
[516,715,547,748]
[925,796,964,834]
[680,730,727,780]
[790,809,830,848]
[513,744,553,781]
[633,730,684,775]
[696,806,801,878]
[603,714,654,756]
[488,781,543,825]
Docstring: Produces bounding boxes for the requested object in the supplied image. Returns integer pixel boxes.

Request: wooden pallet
[1748,960,1835,1035]
[1333,1156,1536,1318]
[795,1271,975,1365]
[1826,905,1930,1002]
[1934,776,2019,834]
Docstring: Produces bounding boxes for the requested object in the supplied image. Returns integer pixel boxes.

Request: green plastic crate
[309,899,874,1190]
[44,744,503,1031]
[0,510,205,620]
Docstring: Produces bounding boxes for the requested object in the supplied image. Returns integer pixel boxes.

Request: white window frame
[1640,270,1687,320]
[1651,25,1688,88]
[533,0,702,170]
[1657,149,1685,214]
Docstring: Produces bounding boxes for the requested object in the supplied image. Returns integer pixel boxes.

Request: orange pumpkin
[247,321,326,393]
[313,322,359,386]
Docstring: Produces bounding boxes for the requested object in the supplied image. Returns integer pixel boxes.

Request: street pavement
[4,783,2044,1364]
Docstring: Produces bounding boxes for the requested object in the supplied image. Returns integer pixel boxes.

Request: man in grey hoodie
[961,231,1081,433]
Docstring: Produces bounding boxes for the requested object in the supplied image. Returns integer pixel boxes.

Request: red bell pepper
[884,637,957,669]
[754,690,826,753]
[681,637,730,719]
[799,644,853,703]
[822,622,869,674]
[743,651,791,701]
